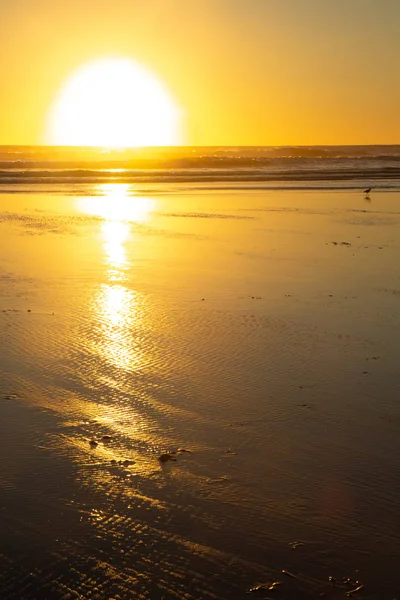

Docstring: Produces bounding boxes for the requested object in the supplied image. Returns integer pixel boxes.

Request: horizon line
[1,143,400,149]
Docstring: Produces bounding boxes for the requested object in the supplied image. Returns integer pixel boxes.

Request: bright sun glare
[47,58,181,147]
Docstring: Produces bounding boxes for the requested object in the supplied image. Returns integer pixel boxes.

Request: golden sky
[1,0,399,145]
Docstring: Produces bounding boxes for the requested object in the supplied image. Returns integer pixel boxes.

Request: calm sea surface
[1,147,400,599]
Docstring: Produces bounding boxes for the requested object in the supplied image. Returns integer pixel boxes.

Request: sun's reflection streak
[102,220,129,280]
[94,283,143,372]
[60,184,166,486]
[78,183,155,223]
[77,183,156,372]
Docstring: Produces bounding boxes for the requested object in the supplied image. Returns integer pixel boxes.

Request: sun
[46,58,181,147]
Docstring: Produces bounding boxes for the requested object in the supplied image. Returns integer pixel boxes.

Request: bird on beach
[364,187,372,196]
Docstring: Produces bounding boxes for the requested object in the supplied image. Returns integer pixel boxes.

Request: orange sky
[0,0,399,145]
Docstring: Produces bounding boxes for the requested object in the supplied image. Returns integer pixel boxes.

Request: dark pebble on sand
[159,453,176,463]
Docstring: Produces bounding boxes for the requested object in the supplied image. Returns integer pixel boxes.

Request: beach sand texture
[1,187,400,599]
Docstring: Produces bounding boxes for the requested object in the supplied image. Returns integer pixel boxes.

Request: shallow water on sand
[1,185,400,599]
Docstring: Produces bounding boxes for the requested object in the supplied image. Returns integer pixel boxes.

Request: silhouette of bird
[364,187,372,195]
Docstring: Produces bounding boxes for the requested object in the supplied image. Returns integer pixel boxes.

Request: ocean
[1,144,400,189]
[1,146,400,599]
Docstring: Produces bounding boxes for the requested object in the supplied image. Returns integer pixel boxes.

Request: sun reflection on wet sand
[94,283,142,371]
[78,183,155,223]
[77,184,155,371]
[102,220,129,280]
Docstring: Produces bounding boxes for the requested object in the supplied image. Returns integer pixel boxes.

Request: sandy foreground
[1,185,400,599]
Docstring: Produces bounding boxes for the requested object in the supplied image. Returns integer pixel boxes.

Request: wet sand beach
[1,185,400,599]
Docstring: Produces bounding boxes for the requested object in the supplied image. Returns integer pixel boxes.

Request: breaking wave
[0,145,400,189]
